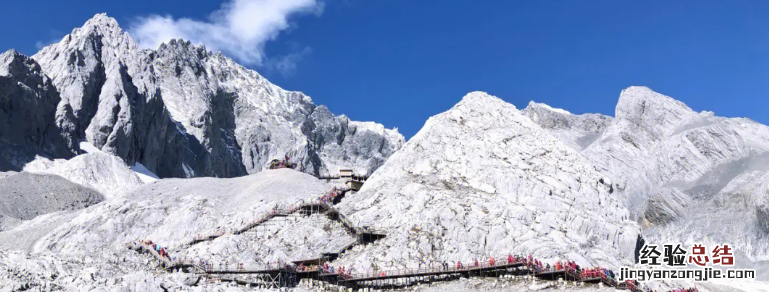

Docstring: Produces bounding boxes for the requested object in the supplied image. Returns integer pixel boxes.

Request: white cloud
[129,0,322,65]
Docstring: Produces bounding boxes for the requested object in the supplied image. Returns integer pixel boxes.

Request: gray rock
[0,172,103,221]
[0,50,76,170]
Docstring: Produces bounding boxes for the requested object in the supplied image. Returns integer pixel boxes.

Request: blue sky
[1,1,768,139]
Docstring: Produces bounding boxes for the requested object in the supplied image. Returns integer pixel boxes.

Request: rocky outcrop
[24,13,403,178]
[522,101,612,150]
[0,50,76,170]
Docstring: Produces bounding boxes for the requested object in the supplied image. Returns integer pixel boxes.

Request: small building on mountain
[339,169,354,178]
[346,179,364,191]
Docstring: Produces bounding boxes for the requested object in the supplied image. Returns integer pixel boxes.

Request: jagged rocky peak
[524,101,612,130]
[76,12,126,39]
[14,13,403,178]
[155,39,214,68]
[522,101,612,151]
[1,49,36,75]
[337,91,639,271]
[34,13,137,72]
[615,86,697,136]
[523,101,573,129]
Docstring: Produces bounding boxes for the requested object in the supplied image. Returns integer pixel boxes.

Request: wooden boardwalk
[340,262,525,283]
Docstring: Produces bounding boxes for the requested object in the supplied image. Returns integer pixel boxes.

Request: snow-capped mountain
[523,86,769,266]
[1,13,404,178]
[3,12,767,292]
[336,92,640,272]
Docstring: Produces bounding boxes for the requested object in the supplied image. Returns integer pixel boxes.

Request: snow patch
[131,162,159,183]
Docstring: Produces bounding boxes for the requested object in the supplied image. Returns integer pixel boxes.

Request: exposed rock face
[0,50,76,170]
[522,101,612,151]
[23,13,403,178]
[337,92,639,271]
[524,86,769,262]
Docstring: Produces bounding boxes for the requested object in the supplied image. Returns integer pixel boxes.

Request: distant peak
[1,49,31,64]
[616,86,695,133]
[32,12,136,59]
[74,13,127,40]
[617,86,693,115]
[83,13,120,29]
[525,101,572,116]
[0,49,22,60]
[456,91,512,109]
[1,49,41,76]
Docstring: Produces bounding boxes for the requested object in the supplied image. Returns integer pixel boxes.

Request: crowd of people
[140,239,171,261]
[296,263,320,272]
[407,254,692,292]
[580,266,614,280]
[268,155,295,169]
[318,187,341,205]
[322,262,353,279]
[660,288,698,292]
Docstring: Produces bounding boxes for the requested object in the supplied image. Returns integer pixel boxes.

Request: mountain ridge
[523,86,769,264]
[336,91,639,272]
[0,13,404,178]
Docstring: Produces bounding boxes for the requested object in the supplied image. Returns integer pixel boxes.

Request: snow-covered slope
[0,172,103,230]
[23,13,403,178]
[34,169,332,255]
[23,152,144,198]
[524,86,769,265]
[177,213,356,269]
[336,92,639,272]
[0,168,353,290]
[0,248,293,292]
